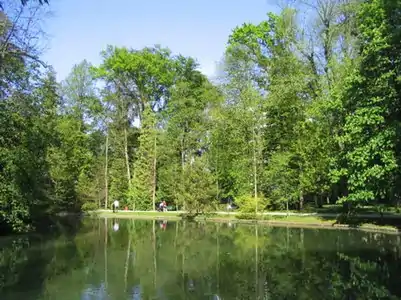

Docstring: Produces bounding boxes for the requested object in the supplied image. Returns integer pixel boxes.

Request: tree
[131,103,157,210]
[93,45,179,208]
[158,71,220,210]
[0,67,59,232]
[335,0,401,207]
[177,156,217,214]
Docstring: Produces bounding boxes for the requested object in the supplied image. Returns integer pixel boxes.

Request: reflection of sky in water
[132,285,141,300]
[79,282,223,300]
[81,283,143,300]
[188,279,195,291]
[81,282,108,300]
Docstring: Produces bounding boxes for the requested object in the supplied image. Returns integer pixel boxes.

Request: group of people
[111,199,168,212]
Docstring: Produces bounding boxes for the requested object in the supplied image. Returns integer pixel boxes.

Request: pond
[1,218,401,299]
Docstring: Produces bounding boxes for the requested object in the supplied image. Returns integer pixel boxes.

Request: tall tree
[93,45,179,208]
[335,0,401,207]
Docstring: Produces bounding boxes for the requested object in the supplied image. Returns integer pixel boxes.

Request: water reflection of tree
[1,219,401,299]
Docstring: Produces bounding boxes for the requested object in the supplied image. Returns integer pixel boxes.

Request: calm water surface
[1,218,401,299]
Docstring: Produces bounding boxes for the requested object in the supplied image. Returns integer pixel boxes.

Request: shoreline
[91,210,401,234]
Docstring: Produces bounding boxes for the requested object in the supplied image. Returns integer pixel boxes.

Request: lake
[1,218,401,299]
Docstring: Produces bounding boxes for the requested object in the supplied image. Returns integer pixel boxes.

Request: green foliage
[0,69,59,232]
[235,195,266,214]
[2,0,401,233]
[131,104,157,210]
[80,201,97,212]
[335,0,401,205]
[177,157,217,214]
[264,151,299,210]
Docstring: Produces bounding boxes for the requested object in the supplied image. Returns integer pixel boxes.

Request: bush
[236,212,258,220]
[235,194,266,213]
[81,202,98,212]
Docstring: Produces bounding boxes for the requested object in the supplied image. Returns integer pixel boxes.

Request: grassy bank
[91,210,401,233]
[93,211,181,220]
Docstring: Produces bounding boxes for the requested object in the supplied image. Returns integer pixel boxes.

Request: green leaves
[4,0,401,233]
[131,104,157,210]
[94,45,177,112]
[177,156,217,213]
[336,0,401,204]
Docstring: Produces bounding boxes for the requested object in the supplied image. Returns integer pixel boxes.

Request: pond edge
[91,211,401,235]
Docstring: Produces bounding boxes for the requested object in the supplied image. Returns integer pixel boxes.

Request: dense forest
[1,0,401,233]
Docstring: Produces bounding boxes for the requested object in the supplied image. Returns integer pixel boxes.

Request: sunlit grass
[93,211,181,219]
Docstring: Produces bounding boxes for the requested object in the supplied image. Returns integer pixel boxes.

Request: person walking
[113,199,119,213]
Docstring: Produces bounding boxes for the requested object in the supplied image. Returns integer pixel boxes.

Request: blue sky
[41,0,280,81]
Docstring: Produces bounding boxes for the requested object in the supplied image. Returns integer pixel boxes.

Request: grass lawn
[93,211,181,219]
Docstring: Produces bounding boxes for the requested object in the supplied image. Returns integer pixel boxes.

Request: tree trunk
[253,126,258,214]
[181,138,186,211]
[104,132,109,209]
[124,127,131,188]
[132,168,136,211]
[181,138,185,170]
[316,195,323,208]
[215,154,219,202]
[97,176,101,209]
[152,134,157,211]
[299,191,304,210]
